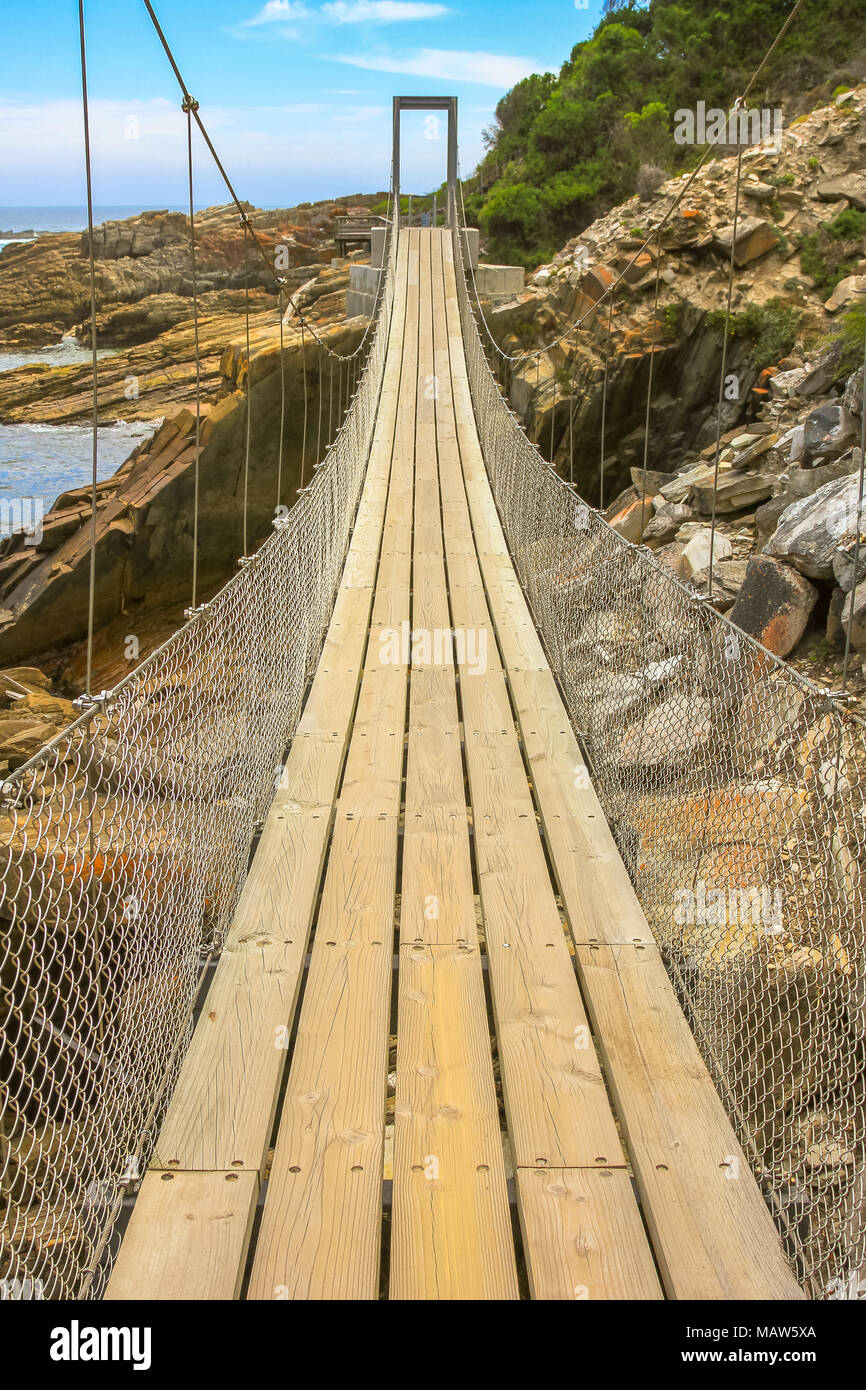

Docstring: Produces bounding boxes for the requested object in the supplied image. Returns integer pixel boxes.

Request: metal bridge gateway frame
[392,96,459,228]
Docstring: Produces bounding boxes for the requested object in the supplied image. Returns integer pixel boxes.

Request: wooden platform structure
[334,214,388,258]
[106,229,804,1302]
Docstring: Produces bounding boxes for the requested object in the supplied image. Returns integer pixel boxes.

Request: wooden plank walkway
[106,229,804,1302]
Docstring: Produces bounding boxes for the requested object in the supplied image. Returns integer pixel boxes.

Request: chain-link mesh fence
[452,219,865,1301]
[0,224,396,1302]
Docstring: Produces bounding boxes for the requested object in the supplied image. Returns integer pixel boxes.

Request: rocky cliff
[0,196,383,351]
[0,308,365,685]
[0,197,379,693]
[480,84,866,712]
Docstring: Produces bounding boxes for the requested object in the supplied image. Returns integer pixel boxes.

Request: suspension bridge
[1,0,864,1303]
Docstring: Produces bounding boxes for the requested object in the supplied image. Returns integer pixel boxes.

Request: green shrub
[467,1,866,263]
[480,182,547,265]
[837,304,866,371]
[826,208,866,240]
[706,298,801,369]
[799,210,866,292]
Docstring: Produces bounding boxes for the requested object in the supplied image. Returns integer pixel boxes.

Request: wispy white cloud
[0,96,409,204]
[0,81,496,205]
[322,2,449,22]
[242,0,310,27]
[328,48,542,87]
[234,0,447,34]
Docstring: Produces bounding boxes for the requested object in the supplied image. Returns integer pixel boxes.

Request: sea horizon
[0,205,187,244]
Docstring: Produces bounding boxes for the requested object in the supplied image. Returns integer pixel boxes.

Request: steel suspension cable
[78,0,99,700]
[840,329,866,695]
[707,137,745,599]
[329,356,334,445]
[143,0,273,279]
[316,340,324,467]
[568,353,577,486]
[242,220,252,556]
[184,97,203,609]
[599,292,614,508]
[639,227,664,543]
[276,280,287,511]
[299,314,308,489]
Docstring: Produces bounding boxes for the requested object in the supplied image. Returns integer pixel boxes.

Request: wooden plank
[509,666,655,947]
[516,1168,663,1301]
[390,229,517,1300]
[247,937,393,1299]
[105,1171,258,1302]
[438,231,802,1300]
[392,945,518,1300]
[574,943,805,1300]
[247,228,420,1300]
[431,233,660,1297]
[107,228,411,1303]
[435,237,625,1176]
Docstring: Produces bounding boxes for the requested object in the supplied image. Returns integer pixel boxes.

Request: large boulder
[580,263,616,303]
[842,580,866,651]
[833,540,866,592]
[764,473,865,579]
[691,470,775,515]
[643,501,692,546]
[843,368,863,418]
[713,216,779,266]
[817,174,866,209]
[802,403,859,464]
[690,556,750,610]
[825,275,866,313]
[728,555,818,658]
[680,527,733,579]
[787,454,861,499]
[618,693,715,768]
[607,493,655,543]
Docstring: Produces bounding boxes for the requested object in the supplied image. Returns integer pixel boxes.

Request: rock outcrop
[481,83,866,710]
[0,196,384,352]
[0,307,366,677]
[478,84,866,505]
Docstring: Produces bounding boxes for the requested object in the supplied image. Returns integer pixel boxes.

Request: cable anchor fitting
[822,689,856,706]
[181,95,199,114]
[73,690,110,713]
[0,780,24,810]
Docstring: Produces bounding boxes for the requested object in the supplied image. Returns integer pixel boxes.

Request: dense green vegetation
[838,304,866,371]
[798,209,866,294]
[706,297,802,370]
[461,0,866,266]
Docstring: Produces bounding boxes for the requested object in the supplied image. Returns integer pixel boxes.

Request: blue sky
[0,0,599,209]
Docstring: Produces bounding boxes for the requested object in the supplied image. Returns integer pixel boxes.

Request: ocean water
[0,207,169,516]
[0,421,158,531]
[0,334,116,373]
[0,205,183,252]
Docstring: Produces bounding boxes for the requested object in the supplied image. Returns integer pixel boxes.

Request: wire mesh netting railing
[0,223,397,1302]
[452,218,866,1301]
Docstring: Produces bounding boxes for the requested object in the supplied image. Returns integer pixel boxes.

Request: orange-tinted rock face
[0,196,379,353]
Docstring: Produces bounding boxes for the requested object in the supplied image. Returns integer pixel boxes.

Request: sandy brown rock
[0,313,366,667]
